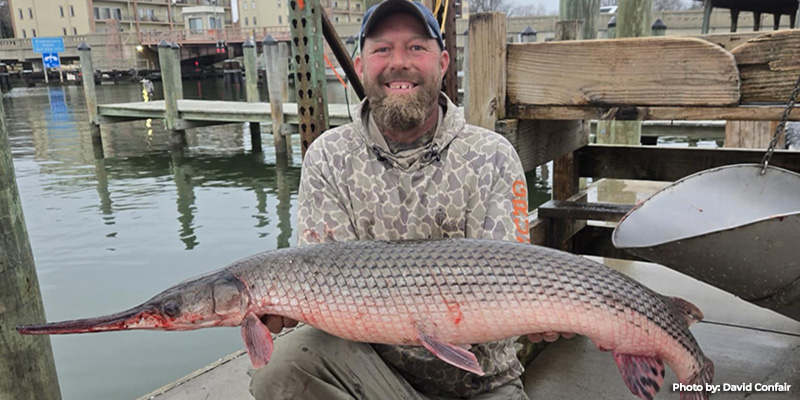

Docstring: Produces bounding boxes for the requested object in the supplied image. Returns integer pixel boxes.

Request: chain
[761,74,800,174]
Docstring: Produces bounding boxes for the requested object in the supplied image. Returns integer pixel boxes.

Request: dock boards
[506,36,741,106]
[731,29,800,103]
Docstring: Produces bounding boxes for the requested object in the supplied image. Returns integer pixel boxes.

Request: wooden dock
[98,100,356,129]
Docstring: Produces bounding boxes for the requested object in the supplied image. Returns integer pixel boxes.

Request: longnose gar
[18,239,713,400]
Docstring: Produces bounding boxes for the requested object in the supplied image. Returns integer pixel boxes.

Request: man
[250,1,541,398]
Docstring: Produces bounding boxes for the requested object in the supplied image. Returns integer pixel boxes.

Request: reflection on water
[7,82,302,400]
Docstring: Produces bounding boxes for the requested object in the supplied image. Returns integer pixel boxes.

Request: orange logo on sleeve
[511,180,529,243]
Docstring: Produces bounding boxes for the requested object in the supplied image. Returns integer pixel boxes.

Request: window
[113,8,122,20]
[334,16,338,22]
[21,29,26,38]
[356,3,361,10]
[18,9,22,20]
[209,17,220,29]
[243,1,247,10]
[189,17,203,32]
[60,6,64,17]
[73,27,78,35]
[253,16,257,25]
[70,5,75,17]
[101,8,111,20]
[333,1,338,9]
[138,9,145,19]
[252,1,256,9]
[277,0,281,7]
[278,15,282,24]
[94,7,100,20]
[147,9,154,20]
[28,8,33,19]
[32,29,36,37]
[244,17,249,26]
[63,27,67,35]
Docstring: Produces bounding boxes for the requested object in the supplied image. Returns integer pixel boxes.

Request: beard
[365,69,441,132]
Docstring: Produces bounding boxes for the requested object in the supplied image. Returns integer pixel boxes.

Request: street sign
[32,37,65,54]
[42,53,60,69]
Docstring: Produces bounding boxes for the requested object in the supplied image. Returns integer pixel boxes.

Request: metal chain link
[761,74,800,174]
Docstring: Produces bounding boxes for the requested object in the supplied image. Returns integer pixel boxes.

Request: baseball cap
[359,0,444,50]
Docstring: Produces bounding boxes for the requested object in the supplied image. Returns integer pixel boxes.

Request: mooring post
[243,38,262,153]
[263,34,290,155]
[559,0,600,39]
[0,87,63,400]
[607,16,617,39]
[651,18,667,36]
[170,42,184,101]
[78,42,102,153]
[596,0,651,146]
[158,40,185,147]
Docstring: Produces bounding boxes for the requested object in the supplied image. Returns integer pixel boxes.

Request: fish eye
[163,300,180,317]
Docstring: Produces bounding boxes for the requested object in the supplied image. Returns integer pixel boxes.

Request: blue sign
[32,37,65,53]
[42,53,60,68]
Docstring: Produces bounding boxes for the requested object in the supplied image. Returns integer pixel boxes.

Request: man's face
[355,12,450,132]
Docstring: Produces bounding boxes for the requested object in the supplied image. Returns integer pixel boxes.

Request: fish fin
[241,313,275,369]
[670,297,704,326]
[680,356,715,400]
[418,331,484,376]
[611,352,666,400]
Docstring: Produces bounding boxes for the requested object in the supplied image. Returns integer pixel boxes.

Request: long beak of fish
[16,304,158,334]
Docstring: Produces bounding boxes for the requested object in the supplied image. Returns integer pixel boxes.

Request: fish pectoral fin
[241,313,275,369]
[612,352,665,400]
[418,331,484,376]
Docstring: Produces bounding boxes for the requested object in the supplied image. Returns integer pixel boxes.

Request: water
[6,80,557,400]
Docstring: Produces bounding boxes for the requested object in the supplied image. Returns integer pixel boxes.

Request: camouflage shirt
[296,93,530,398]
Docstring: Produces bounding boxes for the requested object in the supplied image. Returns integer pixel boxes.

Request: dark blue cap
[359,0,444,51]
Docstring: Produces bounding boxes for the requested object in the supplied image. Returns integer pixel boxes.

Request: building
[8,0,234,39]
[237,0,365,29]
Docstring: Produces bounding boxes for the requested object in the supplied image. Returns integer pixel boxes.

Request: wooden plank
[517,120,588,173]
[731,29,800,103]
[506,37,740,106]
[577,144,800,181]
[724,120,784,148]
[466,12,506,130]
[537,200,632,222]
[509,104,800,121]
[694,31,762,51]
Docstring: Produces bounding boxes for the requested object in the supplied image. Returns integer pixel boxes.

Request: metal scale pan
[612,164,800,321]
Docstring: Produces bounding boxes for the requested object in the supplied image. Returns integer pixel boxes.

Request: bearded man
[249,1,543,398]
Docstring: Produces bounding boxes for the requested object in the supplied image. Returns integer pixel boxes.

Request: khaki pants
[249,326,528,400]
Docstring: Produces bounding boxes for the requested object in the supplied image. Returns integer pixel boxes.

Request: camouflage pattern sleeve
[482,140,530,244]
[295,142,358,246]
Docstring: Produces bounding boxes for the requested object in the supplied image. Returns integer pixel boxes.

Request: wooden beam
[506,37,740,107]
[537,200,633,222]
[694,31,762,51]
[517,120,588,173]
[577,144,800,181]
[731,29,800,103]
[508,104,800,121]
[466,12,506,130]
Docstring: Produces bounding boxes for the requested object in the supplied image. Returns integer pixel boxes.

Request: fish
[17,239,713,400]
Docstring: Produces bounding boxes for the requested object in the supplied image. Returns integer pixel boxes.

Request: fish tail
[680,356,715,400]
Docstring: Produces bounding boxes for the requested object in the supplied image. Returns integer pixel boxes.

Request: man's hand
[526,332,575,343]
[260,315,298,334]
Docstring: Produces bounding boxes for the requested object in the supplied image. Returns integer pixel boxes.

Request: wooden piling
[264,35,290,155]
[0,87,62,400]
[596,0,651,146]
[243,39,262,153]
[559,0,600,39]
[170,42,184,101]
[78,43,99,126]
[158,40,185,146]
[466,12,506,130]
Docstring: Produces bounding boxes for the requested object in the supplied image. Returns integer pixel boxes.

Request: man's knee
[249,327,370,399]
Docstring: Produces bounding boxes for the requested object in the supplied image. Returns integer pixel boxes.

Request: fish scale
[17,238,713,400]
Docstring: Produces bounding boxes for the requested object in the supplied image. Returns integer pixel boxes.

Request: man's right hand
[260,315,298,334]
